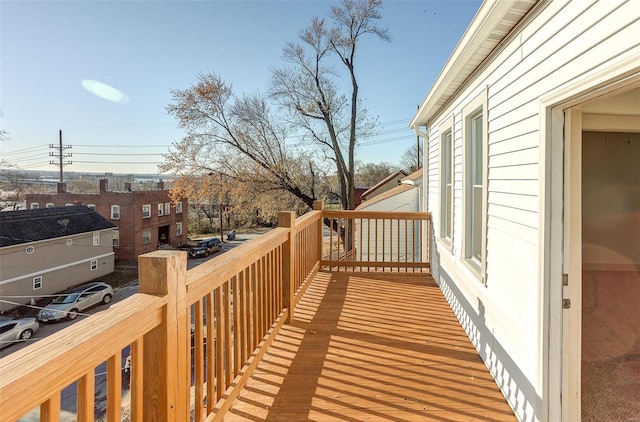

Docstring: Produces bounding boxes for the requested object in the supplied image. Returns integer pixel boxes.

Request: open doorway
[581,129,640,421]
[563,85,640,421]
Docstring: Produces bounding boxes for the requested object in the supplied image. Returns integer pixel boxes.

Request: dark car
[188,238,222,258]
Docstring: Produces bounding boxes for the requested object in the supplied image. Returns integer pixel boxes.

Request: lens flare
[81,79,130,104]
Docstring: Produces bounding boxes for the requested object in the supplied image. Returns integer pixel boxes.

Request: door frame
[539,55,640,421]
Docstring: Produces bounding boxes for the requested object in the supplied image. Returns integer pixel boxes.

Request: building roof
[410,0,538,127]
[0,206,116,247]
[360,170,408,201]
[355,184,416,210]
[356,169,424,210]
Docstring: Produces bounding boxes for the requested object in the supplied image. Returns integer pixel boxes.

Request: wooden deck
[225,271,516,421]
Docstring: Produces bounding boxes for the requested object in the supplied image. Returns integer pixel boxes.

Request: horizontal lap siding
[425,0,639,418]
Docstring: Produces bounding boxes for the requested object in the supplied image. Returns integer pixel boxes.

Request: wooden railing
[322,210,431,272]
[0,206,430,421]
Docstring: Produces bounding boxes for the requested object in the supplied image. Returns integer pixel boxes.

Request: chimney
[57,183,66,193]
[124,182,132,192]
[99,179,108,193]
[157,179,165,190]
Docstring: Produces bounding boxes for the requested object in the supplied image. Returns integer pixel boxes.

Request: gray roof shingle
[0,206,116,247]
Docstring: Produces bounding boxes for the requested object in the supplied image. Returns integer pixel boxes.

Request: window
[165,202,171,215]
[142,204,151,218]
[176,201,183,214]
[93,232,100,246]
[440,128,453,244]
[142,228,151,244]
[87,204,96,210]
[65,203,73,206]
[176,222,183,236]
[90,259,98,271]
[462,91,487,276]
[158,203,164,216]
[113,230,120,246]
[111,205,120,219]
[30,202,39,209]
[46,203,55,208]
[33,276,42,290]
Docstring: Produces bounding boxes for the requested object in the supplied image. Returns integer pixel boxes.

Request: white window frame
[30,202,39,209]
[113,230,120,247]
[158,203,164,216]
[165,202,171,215]
[176,201,183,214]
[461,91,488,281]
[65,203,73,207]
[46,203,55,208]
[90,259,98,271]
[87,204,96,210]
[176,222,183,236]
[142,204,151,219]
[142,228,151,244]
[93,232,100,246]
[33,276,43,290]
[439,116,454,248]
[111,205,120,219]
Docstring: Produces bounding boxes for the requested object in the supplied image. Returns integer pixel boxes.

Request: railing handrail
[322,210,431,219]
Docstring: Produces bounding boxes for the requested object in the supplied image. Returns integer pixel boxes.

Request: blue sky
[1,0,481,175]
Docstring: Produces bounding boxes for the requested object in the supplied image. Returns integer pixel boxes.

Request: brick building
[26,179,188,262]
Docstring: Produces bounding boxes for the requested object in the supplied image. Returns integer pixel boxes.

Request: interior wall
[582,131,640,270]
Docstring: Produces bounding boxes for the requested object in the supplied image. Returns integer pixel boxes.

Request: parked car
[0,316,39,349]
[37,281,114,322]
[188,238,222,258]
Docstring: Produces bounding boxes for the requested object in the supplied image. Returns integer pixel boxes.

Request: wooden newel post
[138,250,190,421]
[279,211,296,324]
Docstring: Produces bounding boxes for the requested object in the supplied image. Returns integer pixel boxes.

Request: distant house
[410,0,639,420]
[355,169,424,264]
[359,170,408,203]
[356,169,422,212]
[0,206,116,312]
[26,179,188,261]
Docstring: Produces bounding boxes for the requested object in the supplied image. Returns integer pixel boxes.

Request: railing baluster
[215,286,224,402]
[224,282,233,388]
[205,293,215,413]
[130,339,143,422]
[77,371,94,422]
[233,276,241,377]
[194,298,204,421]
[41,394,61,422]
[106,354,121,422]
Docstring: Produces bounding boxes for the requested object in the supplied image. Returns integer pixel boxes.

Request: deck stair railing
[0,203,431,422]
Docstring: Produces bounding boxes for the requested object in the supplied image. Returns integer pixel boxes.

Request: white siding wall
[424,1,640,420]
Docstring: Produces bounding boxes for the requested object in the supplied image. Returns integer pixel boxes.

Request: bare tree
[271,0,390,210]
[163,73,322,212]
[399,141,423,173]
[355,161,399,187]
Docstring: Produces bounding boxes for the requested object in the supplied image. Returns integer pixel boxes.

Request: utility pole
[49,129,72,183]
[416,105,421,170]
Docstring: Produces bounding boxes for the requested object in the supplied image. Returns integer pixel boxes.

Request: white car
[0,316,39,349]
[37,282,113,322]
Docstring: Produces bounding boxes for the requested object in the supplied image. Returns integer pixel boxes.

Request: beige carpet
[582,270,640,422]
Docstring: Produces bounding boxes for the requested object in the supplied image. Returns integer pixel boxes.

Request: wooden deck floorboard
[225,271,516,421]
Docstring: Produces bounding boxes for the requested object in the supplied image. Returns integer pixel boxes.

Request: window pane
[472,185,483,261]
[445,184,452,238]
[472,114,483,185]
